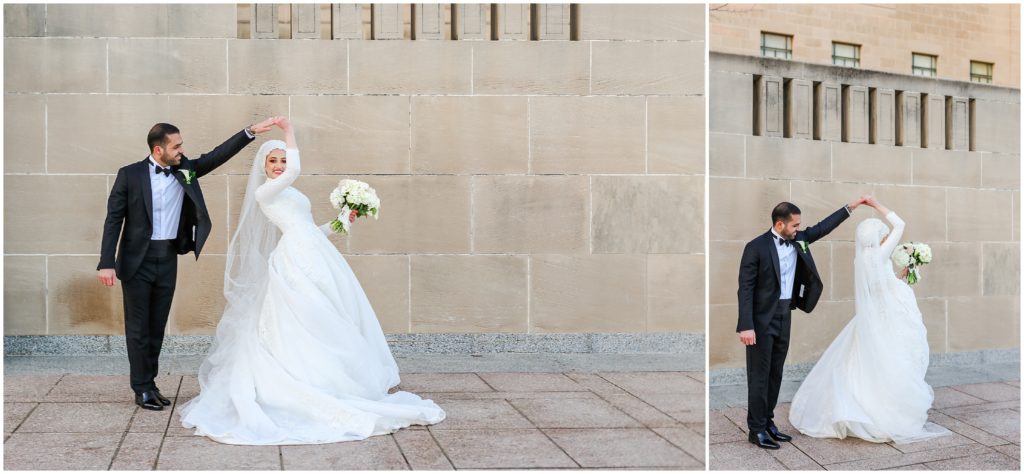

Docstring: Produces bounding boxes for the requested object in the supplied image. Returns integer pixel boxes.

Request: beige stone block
[290,4,322,39]
[492,4,530,41]
[947,188,1013,242]
[592,176,703,254]
[592,41,703,96]
[4,256,47,335]
[870,88,896,146]
[411,4,446,40]
[110,38,226,94]
[166,255,227,336]
[648,96,705,175]
[917,298,947,353]
[830,241,856,301]
[577,4,703,41]
[4,38,106,93]
[983,243,1020,296]
[709,177,789,242]
[250,3,279,39]
[912,149,981,187]
[744,136,830,180]
[45,4,165,37]
[452,4,488,40]
[922,94,946,150]
[168,94,288,176]
[842,85,870,144]
[4,94,45,173]
[291,95,411,175]
[5,175,108,254]
[789,180,871,243]
[332,4,364,40]
[472,175,588,254]
[346,175,471,254]
[710,70,754,135]
[896,91,921,148]
[411,256,527,333]
[755,76,784,138]
[531,96,645,174]
[787,300,855,364]
[647,254,704,333]
[916,243,982,299]
[709,241,745,306]
[4,4,44,37]
[473,41,588,95]
[371,4,407,40]
[814,82,842,141]
[533,4,570,40]
[832,142,913,184]
[530,255,646,333]
[948,296,1019,351]
[981,153,1021,190]
[47,94,169,174]
[785,79,814,139]
[167,4,237,38]
[872,185,948,244]
[709,304,743,368]
[973,99,1020,155]
[350,41,471,94]
[47,256,124,335]
[411,96,528,174]
[709,132,744,177]
[1014,190,1019,242]
[338,255,410,333]
[228,39,346,94]
[946,97,970,151]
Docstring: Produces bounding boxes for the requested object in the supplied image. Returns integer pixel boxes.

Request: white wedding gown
[789,212,949,444]
[178,146,445,445]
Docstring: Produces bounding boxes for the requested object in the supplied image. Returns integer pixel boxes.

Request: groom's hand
[249,116,284,135]
[97,268,116,287]
[739,329,756,346]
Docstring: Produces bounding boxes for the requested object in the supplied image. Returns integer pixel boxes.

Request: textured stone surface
[814,82,842,141]
[45,256,124,335]
[756,76,784,137]
[648,95,705,174]
[530,255,646,333]
[430,429,578,469]
[5,38,107,93]
[350,41,471,94]
[648,254,705,332]
[229,39,347,94]
[4,256,46,336]
[109,39,227,93]
[871,88,897,146]
[3,94,45,173]
[744,135,830,180]
[411,96,528,174]
[530,96,646,174]
[578,4,704,40]
[832,142,913,185]
[410,255,528,333]
[843,85,870,143]
[290,95,410,175]
[345,255,410,333]
[785,79,814,139]
[592,41,703,95]
[473,41,589,95]
[591,175,703,254]
[3,4,44,37]
[472,175,589,253]
[710,69,754,134]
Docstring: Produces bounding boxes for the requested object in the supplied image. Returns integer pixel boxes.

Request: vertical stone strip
[842,85,869,143]
[896,91,921,147]
[453,4,488,40]
[947,96,970,151]
[922,93,946,149]
[533,4,570,40]
[332,4,363,40]
[870,88,896,145]
[372,4,404,40]
[784,79,812,139]
[756,75,784,137]
[290,4,320,39]
[412,4,444,40]
[494,4,530,41]
[252,3,278,39]
[814,82,842,141]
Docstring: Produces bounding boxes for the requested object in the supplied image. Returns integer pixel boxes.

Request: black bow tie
[777,236,792,247]
[154,165,174,176]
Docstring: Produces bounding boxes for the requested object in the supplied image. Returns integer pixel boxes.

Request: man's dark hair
[771,202,801,225]
[147,123,180,152]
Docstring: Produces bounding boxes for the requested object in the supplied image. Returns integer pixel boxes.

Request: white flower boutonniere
[180,169,196,185]
[796,240,809,254]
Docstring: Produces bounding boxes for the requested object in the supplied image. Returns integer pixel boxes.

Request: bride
[178,118,445,445]
[788,196,949,444]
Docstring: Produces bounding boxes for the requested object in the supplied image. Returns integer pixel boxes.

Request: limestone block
[372,4,405,40]
[4,256,47,335]
[47,256,124,335]
[948,296,1019,351]
[346,255,410,333]
[4,94,45,173]
[592,175,703,254]
[166,255,227,335]
[983,243,1020,296]
[648,254,704,332]
[814,82,842,141]
[577,4,703,41]
[908,243,982,299]
[972,99,1021,154]
[917,298,948,352]
[167,4,237,38]
[472,175,589,254]
[788,301,855,363]
[290,4,321,39]
[830,241,856,301]
[785,79,814,139]
[47,95,166,174]
[709,304,743,368]
[842,85,869,144]
[947,188,1014,242]
[947,97,970,151]
[4,4,44,37]
[229,39,346,94]
[709,132,744,177]
[493,4,530,41]
[710,70,754,135]
[412,4,445,40]
[870,88,896,146]
[744,135,830,180]
[872,185,948,244]
[755,75,784,138]
[290,95,410,174]
[832,142,913,185]
[648,96,705,175]
[5,175,109,254]
[981,153,1021,190]
[533,4,570,41]
[709,177,789,241]
[411,255,528,333]
[46,4,164,37]
[332,4,363,40]
[349,41,471,94]
[709,241,745,305]
[789,180,873,243]
[411,96,528,174]
[530,255,646,333]
[109,39,227,94]
[922,93,946,149]
[453,4,488,40]
[473,41,588,95]
[4,38,106,93]
[896,91,921,148]
[592,41,703,95]
[251,3,279,39]
[911,149,981,188]
[530,96,645,174]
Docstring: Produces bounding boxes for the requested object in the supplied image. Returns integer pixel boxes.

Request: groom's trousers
[121,240,177,395]
[746,300,791,432]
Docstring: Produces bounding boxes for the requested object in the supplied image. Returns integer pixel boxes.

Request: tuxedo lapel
[171,163,199,203]
[765,231,781,286]
[139,158,153,224]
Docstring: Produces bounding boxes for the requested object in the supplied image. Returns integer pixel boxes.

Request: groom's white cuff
[243,128,255,139]
[844,205,852,215]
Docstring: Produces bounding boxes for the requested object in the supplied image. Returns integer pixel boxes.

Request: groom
[97,118,279,410]
[736,197,866,448]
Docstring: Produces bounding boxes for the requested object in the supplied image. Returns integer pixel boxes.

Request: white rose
[891,247,911,267]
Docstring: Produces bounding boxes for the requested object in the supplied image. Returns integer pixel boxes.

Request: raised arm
[870,197,904,259]
[254,118,300,202]
[190,116,280,177]
[800,196,868,244]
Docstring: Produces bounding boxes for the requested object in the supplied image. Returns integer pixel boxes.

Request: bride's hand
[349,210,357,223]
[897,266,909,280]
[249,116,282,135]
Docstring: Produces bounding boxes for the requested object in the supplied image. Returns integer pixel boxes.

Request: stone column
[842,85,869,144]
[922,93,946,149]
[947,96,970,151]
[251,3,278,39]
[453,4,488,40]
[493,4,529,40]
[870,88,896,146]
[372,4,404,39]
[532,4,570,40]
[755,75,784,137]
[896,91,921,147]
[412,4,445,40]
[814,82,842,141]
[332,4,363,40]
[290,4,320,39]
[784,79,813,139]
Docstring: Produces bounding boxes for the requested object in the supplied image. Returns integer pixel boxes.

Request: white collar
[770,229,790,246]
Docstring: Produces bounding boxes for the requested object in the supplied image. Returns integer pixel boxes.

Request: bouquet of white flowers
[891,241,932,285]
[328,179,380,235]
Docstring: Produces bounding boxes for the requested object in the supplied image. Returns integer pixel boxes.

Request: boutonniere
[180,169,196,185]
[796,240,809,254]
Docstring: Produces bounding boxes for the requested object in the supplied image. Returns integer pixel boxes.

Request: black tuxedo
[97,130,254,394]
[735,206,850,432]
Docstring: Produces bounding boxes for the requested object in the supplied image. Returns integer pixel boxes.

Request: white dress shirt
[148,156,185,240]
[771,229,797,300]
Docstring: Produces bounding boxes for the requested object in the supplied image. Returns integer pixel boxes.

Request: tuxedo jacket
[736,206,850,334]
[97,130,254,280]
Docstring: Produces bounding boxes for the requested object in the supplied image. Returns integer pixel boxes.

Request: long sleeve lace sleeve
[254,148,301,203]
[879,211,905,260]
[318,222,334,236]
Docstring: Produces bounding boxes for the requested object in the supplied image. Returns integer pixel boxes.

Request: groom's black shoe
[153,389,171,406]
[766,422,793,442]
[135,391,164,411]
[749,430,781,449]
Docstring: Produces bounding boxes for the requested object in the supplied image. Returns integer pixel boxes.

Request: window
[761,32,792,59]
[832,42,860,67]
[912,53,937,77]
[971,61,993,84]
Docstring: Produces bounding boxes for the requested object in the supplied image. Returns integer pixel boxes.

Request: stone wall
[709,52,1020,369]
[710,4,1021,89]
[3,4,706,341]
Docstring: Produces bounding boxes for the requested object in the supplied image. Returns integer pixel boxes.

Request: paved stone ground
[4,371,704,470]
[709,379,1021,470]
